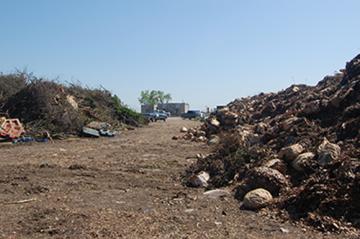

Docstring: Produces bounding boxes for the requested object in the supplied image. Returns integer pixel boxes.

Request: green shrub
[112,95,146,126]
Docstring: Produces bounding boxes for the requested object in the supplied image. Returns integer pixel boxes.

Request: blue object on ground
[13,136,35,144]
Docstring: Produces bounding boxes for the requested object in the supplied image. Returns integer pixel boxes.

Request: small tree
[139,90,172,106]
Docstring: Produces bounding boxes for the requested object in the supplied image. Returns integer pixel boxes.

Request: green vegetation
[138,90,172,106]
[112,95,146,125]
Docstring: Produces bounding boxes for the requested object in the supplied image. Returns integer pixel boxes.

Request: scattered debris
[317,138,341,166]
[180,127,188,133]
[82,127,100,138]
[196,153,206,159]
[86,121,111,131]
[243,188,273,210]
[99,129,116,137]
[1,198,37,205]
[203,189,230,199]
[235,167,289,199]
[208,135,220,145]
[209,118,220,128]
[66,95,78,110]
[68,164,86,170]
[280,227,290,234]
[188,171,210,188]
[12,136,34,144]
[83,121,116,138]
[278,144,304,162]
[175,125,211,143]
[292,152,315,172]
[262,158,287,175]
[184,209,195,213]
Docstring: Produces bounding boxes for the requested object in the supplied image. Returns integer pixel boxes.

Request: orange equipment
[0,118,25,139]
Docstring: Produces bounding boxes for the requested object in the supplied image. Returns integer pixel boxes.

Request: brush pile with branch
[0,74,145,137]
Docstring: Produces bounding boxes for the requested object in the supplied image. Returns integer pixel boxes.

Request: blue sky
[0,0,359,111]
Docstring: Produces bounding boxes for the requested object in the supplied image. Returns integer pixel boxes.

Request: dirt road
[0,118,354,238]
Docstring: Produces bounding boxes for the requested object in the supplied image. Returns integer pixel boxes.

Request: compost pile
[185,54,360,232]
[0,76,144,136]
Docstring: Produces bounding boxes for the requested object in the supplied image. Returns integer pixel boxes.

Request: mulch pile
[185,54,360,233]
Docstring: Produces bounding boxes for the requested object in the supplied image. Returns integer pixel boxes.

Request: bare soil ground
[0,118,356,239]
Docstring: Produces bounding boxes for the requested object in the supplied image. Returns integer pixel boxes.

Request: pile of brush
[0,74,145,137]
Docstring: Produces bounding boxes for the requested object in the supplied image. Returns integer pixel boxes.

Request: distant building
[141,104,156,114]
[141,103,189,116]
[157,103,189,116]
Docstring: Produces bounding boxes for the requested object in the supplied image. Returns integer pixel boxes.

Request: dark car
[181,110,203,120]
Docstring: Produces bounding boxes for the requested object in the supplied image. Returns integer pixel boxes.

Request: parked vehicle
[156,110,171,117]
[142,111,168,122]
[181,110,203,120]
[155,111,168,121]
[142,112,157,122]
